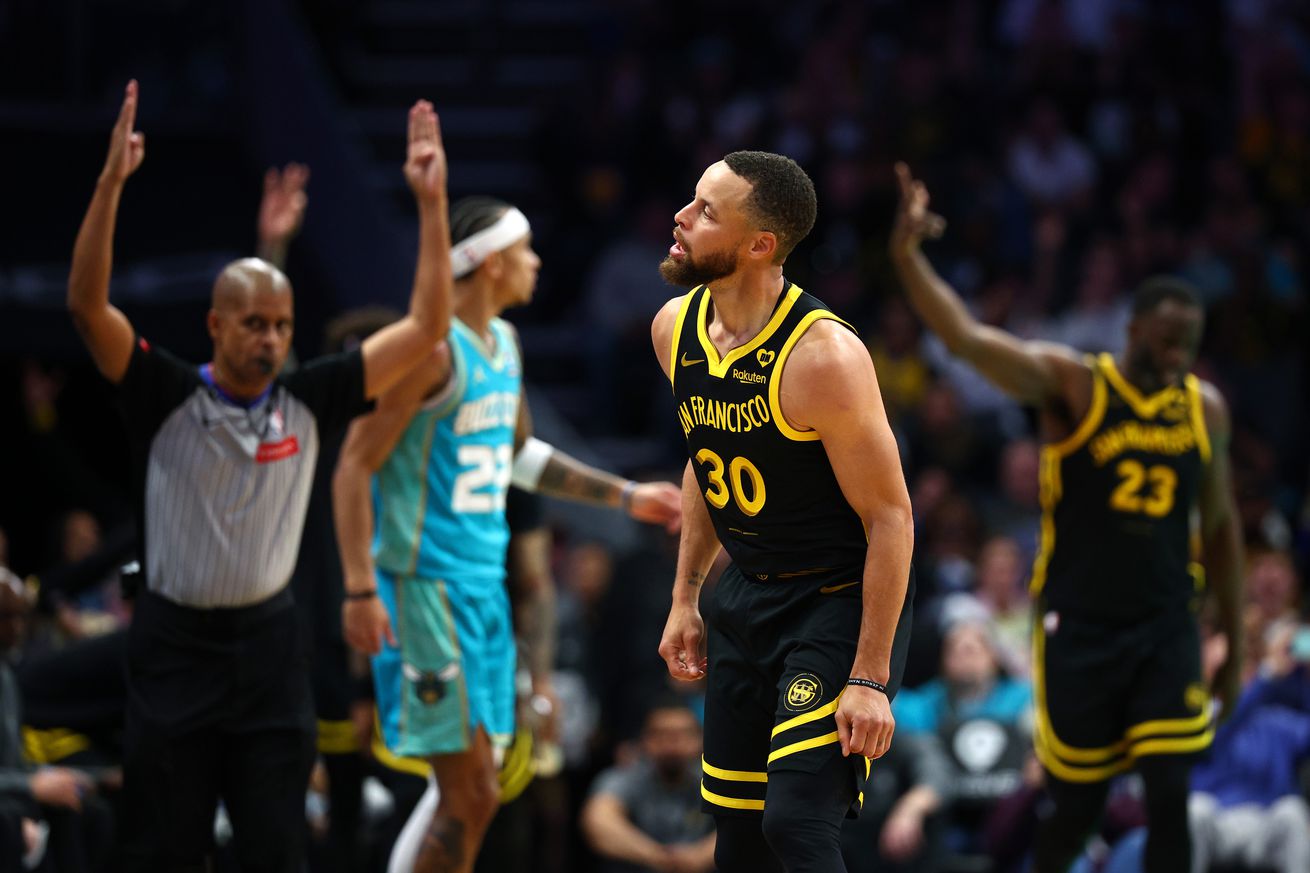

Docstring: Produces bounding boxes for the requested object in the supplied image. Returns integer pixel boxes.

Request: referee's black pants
[121,589,315,873]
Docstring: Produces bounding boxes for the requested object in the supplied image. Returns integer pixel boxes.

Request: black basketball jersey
[1031,353,1210,622]
[669,282,867,578]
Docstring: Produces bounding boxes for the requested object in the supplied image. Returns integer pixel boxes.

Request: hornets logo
[783,673,823,712]
[403,662,462,706]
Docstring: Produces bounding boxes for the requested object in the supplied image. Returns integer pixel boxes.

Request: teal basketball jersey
[373,317,521,588]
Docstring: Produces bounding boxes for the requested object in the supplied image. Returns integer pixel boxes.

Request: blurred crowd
[2,0,1309,871]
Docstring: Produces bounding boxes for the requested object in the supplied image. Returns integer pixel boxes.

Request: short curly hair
[722,151,817,263]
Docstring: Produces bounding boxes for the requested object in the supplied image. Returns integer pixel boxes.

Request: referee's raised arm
[67,80,144,384]
[356,100,454,400]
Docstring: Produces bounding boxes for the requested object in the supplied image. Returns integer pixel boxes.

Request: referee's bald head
[207,258,296,391]
[212,258,292,310]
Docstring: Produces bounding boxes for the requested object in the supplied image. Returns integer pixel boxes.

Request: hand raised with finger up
[889,162,946,256]
[403,100,447,209]
[100,80,146,187]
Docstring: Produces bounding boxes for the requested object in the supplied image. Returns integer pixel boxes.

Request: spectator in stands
[1188,615,1310,873]
[841,732,955,873]
[0,569,111,871]
[939,536,1033,679]
[894,619,1032,858]
[1246,549,1301,640]
[581,696,714,873]
[1006,98,1097,212]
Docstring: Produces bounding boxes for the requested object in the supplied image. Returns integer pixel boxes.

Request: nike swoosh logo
[680,353,705,367]
[818,580,861,594]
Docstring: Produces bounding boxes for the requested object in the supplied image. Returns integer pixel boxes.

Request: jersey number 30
[1110,459,1177,518]
[695,448,766,516]
[452,444,513,513]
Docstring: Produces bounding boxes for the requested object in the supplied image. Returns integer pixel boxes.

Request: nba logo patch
[1043,611,1060,635]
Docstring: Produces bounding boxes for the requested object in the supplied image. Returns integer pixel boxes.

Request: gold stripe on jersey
[1124,704,1213,743]
[767,730,840,764]
[1028,450,1058,597]
[1101,353,1184,419]
[702,757,769,783]
[766,309,854,442]
[21,727,90,764]
[1050,358,1108,458]
[1184,375,1212,464]
[1130,728,1215,759]
[1030,361,1106,596]
[771,696,842,739]
[371,711,431,779]
[668,287,700,390]
[695,284,803,378]
[405,416,443,577]
[316,718,360,754]
[1031,621,1214,783]
[701,783,767,811]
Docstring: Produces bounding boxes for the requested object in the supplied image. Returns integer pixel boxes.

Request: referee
[66,81,454,872]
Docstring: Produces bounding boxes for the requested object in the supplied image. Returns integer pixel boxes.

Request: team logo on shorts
[1184,682,1209,714]
[403,662,461,706]
[783,673,823,712]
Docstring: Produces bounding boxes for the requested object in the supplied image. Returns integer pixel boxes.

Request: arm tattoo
[536,453,622,506]
[684,571,705,589]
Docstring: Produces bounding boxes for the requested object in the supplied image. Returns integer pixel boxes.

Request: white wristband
[511,436,554,491]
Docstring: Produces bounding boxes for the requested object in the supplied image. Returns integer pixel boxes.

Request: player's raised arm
[889,162,1081,406]
[256,162,310,269]
[781,322,913,760]
[358,101,454,400]
[1196,381,1245,717]
[67,80,146,384]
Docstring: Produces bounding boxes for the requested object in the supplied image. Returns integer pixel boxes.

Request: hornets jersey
[373,317,520,589]
[1032,353,1210,622]
[670,283,867,578]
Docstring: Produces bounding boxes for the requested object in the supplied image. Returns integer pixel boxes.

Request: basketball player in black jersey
[890,164,1244,873]
[651,152,915,873]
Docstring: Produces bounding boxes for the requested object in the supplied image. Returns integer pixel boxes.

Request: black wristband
[846,678,888,695]
[344,589,378,601]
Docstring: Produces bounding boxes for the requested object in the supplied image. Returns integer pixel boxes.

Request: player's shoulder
[787,316,868,371]
[652,292,694,372]
[1193,375,1230,432]
[652,291,693,331]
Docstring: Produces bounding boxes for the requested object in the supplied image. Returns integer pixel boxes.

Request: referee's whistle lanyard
[199,363,273,409]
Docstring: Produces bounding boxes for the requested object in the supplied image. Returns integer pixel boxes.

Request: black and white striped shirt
[115,336,371,608]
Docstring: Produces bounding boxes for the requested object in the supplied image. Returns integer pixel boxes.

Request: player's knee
[713,817,782,873]
[1140,756,1192,809]
[760,801,840,870]
[438,770,499,828]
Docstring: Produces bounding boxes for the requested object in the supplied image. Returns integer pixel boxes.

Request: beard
[659,245,740,288]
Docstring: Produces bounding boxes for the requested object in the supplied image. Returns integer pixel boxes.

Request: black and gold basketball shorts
[1033,600,1213,784]
[699,563,914,818]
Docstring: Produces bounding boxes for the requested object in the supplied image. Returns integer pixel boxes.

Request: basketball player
[890,163,1244,873]
[652,151,916,873]
[334,197,681,873]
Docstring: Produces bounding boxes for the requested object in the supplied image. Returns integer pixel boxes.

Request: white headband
[451,207,531,279]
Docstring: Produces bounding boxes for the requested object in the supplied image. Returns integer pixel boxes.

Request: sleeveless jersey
[670,282,867,578]
[1031,353,1210,622]
[373,317,521,589]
